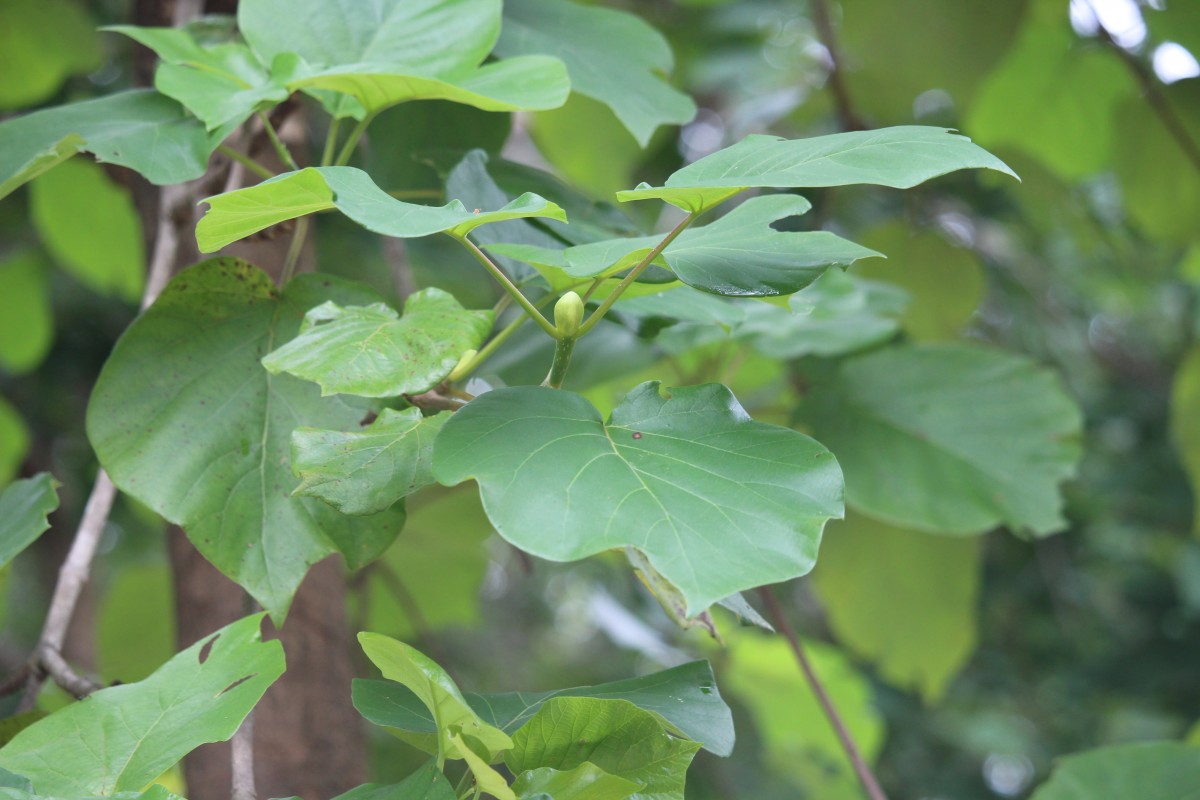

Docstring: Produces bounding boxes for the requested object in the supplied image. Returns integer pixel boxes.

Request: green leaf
[31,158,145,302]
[722,630,883,799]
[0,251,53,374]
[854,221,984,342]
[617,127,1017,213]
[263,291,492,398]
[965,22,1135,180]
[496,0,695,146]
[0,89,216,200]
[505,698,700,800]
[0,0,101,111]
[105,25,288,132]
[96,564,176,684]
[513,763,641,800]
[433,381,843,616]
[530,94,647,198]
[334,761,456,800]
[811,511,981,702]
[0,614,284,795]
[196,167,567,252]
[353,660,734,757]
[1029,742,1200,800]
[292,409,448,515]
[452,732,515,800]
[540,195,880,296]
[0,474,60,571]
[358,634,513,761]
[0,786,182,800]
[1170,346,1200,535]
[87,258,405,620]
[801,344,1082,536]
[0,397,29,487]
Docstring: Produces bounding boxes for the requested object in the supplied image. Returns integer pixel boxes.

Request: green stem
[335,114,375,166]
[454,235,560,339]
[319,117,342,167]
[543,336,577,389]
[576,211,699,337]
[454,768,473,799]
[281,217,309,284]
[582,276,605,302]
[217,145,274,180]
[258,112,298,171]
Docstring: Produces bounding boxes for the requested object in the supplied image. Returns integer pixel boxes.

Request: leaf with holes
[292,410,448,515]
[0,614,283,795]
[433,381,843,616]
[87,258,406,620]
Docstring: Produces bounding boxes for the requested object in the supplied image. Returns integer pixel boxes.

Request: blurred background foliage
[1,0,1198,798]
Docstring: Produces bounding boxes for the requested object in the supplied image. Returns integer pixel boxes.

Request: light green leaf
[196,167,566,252]
[292,409,448,514]
[801,344,1082,536]
[0,251,53,375]
[617,127,1017,213]
[0,398,29,487]
[854,221,984,342]
[966,23,1135,180]
[353,659,734,757]
[530,94,646,198]
[723,630,883,799]
[0,0,101,111]
[105,25,288,132]
[262,291,492,398]
[357,634,513,761]
[496,0,695,146]
[0,90,216,200]
[1030,742,1200,800]
[505,698,699,800]
[513,763,641,800]
[0,474,59,571]
[0,614,284,795]
[452,732,515,800]
[0,786,182,800]
[284,55,569,119]
[87,258,406,620]
[333,761,456,800]
[1170,346,1200,535]
[433,381,843,616]
[31,158,145,302]
[97,564,176,684]
[545,195,880,296]
[811,511,981,702]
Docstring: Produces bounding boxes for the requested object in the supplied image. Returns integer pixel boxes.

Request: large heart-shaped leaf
[495,0,695,146]
[0,614,284,795]
[801,344,1082,536]
[617,127,1017,213]
[0,89,216,200]
[262,290,492,397]
[512,764,640,800]
[505,698,699,800]
[0,474,59,571]
[353,660,734,757]
[1030,742,1200,800]
[87,258,406,620]
[334,761,456,800]
[292,409,448,515]
[196,167,566,252]
[357,634,513,762]
[433,381,843,616]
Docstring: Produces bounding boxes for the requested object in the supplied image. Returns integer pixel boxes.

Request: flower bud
[447,349,477,382]
[553,291,584,338]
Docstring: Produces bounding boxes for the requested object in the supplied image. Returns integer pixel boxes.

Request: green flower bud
[553,291,584,338]
[447,349,477,382]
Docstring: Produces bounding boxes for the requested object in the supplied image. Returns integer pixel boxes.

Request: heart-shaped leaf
[87,258,406,620]
[617,127,1017,213]
[0,614,283,795]
[332,761,455,800]
[0,89,216,200]
[512,764,641,800]
[801,344,1082,536]
[433,381,843,616]
[292,409,448,515]
[0,473,59,571]
[262,290,492,398]
[196,167,566,252]
[1029,742,1200,800]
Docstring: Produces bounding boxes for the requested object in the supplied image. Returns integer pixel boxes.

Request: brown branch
[230,715,257,800]
[41,648,102,699]
[403,390,466,413]
[758,586,889,800]
[809,0,866,131]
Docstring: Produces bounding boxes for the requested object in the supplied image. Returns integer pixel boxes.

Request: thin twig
[758,586,888,800]
[455,235,560,338]
[280,217,309,284]
[258,111,299,172]
[230,714,257,800]
[216,144,274,181]
[403,390,467,413]
[41,648,102,699]
[809,0,866,131]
